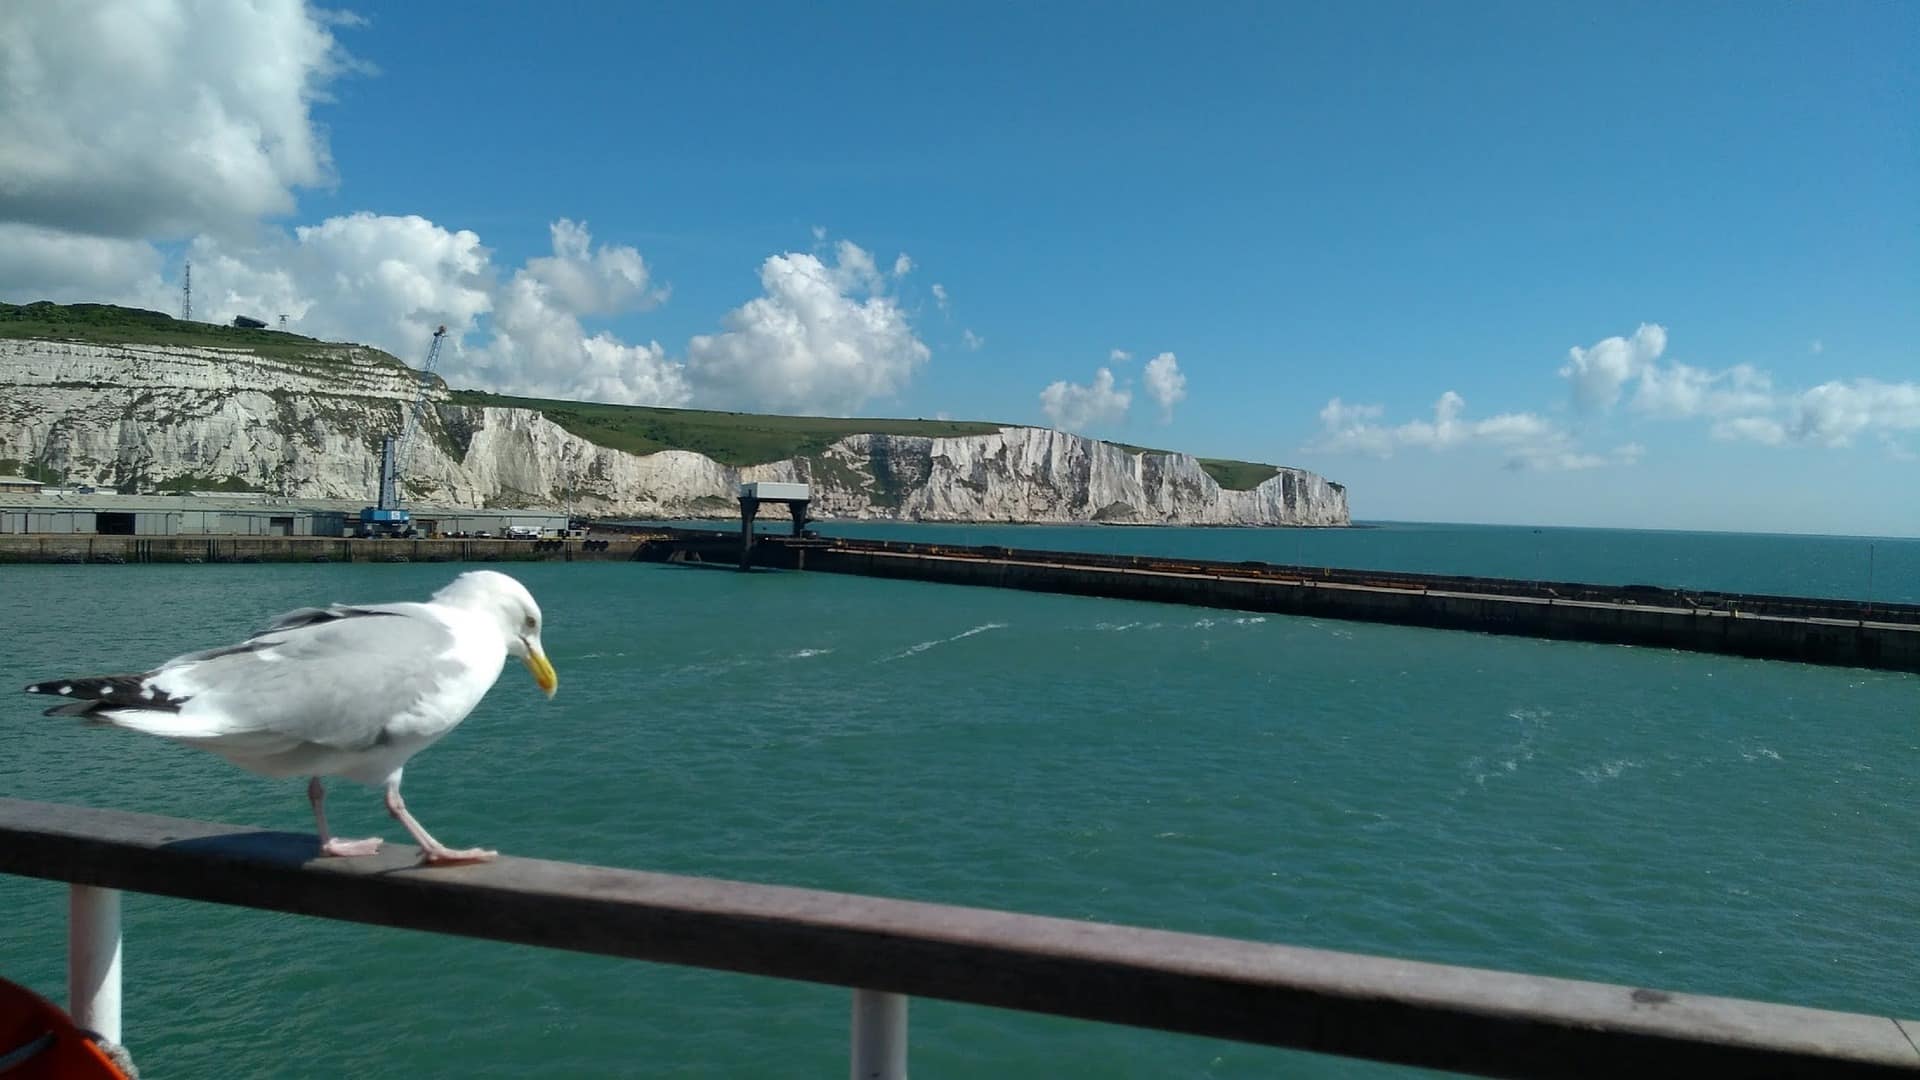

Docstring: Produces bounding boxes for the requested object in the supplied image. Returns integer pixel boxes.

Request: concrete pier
[634,529,1920,674]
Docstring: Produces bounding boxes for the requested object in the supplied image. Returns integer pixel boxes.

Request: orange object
[0,979,132,1079]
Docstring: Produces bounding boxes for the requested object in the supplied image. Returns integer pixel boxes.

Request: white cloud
[1560,323,1667,411]
[811,225,827,242]
[892,253,913,277]
[0,223,170,308]
[1109,348,1133,364]
[465,221,686,406]
[831,239,884,293]
[1142,351,1186,421]
[1790,379,1920,447]
[1810,340,1824,355]
[930,283,948,311]
[1712,417,1788,445]
[1318,398,1383,429]
[1560,325,1920,455]
[1314,398,1393,457]
[961,328,984,351]
[201,223,940,412]
[1389,391,1557,451]
[1561,324,1778,423]
[1313,324,1915,467]
[0,0,352,242]
[177,214,689,406]
[1713,380,1920,449]
[1310,391,1618,471]
[1508,442,1646,472]
[685,240,930,414]
[1631,362,1774,418]
[1040,367,1130,430]
[188,211,495,360]
[520,219,665,316]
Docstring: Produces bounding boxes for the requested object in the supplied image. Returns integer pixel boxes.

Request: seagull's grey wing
[146,606,477,751]
[137,604,421,670]
[256,603,410,636]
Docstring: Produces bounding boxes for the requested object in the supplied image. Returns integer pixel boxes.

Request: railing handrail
[2,797,1915,1078]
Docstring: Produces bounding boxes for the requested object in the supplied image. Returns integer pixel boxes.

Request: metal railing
[2,797,1915,1078]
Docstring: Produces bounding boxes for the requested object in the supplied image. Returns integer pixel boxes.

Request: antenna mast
[180,262,192,321]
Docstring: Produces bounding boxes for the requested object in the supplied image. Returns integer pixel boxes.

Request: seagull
[22,570,558,865]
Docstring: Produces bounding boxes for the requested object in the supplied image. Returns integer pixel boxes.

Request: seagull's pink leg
[309,777,382,857]
[384,780,496,865]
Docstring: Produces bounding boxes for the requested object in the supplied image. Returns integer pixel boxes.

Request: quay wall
[0,534,645,565]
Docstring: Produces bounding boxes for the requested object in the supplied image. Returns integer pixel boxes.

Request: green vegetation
[1109,443,1281,490]
[1196,458,1281,490]
[448,391,1004,466]
[450,391,1284,489]
[0,458,64,484]
[0,301,405,367]
[154,473,261,493]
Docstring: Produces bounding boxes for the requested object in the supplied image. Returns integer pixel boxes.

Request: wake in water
[881,622,1007,661]
[1090,616,1266,632]
[782,648,834,660]
[1576,759,1642,783]
[1463,707,1551,787]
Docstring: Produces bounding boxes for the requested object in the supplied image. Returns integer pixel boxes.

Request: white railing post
[849,988,907,1080]
[69,885,122,1044]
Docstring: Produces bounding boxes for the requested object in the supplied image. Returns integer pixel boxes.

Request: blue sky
[2,2,1914,533]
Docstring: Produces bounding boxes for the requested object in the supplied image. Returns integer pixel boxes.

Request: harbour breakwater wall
[635,529,1920,674]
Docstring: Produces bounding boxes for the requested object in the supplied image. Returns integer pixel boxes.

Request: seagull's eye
[522,615,537,633]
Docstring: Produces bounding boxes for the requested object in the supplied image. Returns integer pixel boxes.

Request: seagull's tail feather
[23,674,188,719]
[24,674,249,740]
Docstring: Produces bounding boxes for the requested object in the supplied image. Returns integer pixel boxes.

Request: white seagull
[22,570,558,865]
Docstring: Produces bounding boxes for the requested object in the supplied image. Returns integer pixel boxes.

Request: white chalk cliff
[0,338,1348,525]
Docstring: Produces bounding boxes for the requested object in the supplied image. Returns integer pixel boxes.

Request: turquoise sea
[2,521,1916,1077]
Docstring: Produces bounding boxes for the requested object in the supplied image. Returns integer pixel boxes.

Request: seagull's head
[436,571,558,698]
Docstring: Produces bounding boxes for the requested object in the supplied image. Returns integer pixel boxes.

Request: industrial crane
[359,324,447,537]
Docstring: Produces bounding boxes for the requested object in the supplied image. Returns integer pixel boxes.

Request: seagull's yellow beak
[523,645,558,699]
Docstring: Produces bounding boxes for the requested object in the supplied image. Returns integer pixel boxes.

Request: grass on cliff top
[1195,459,1281,490]
[0,300,407,367]
[449,390,1005,466]
[453,391,1284,490]
[1109,443,1281,491]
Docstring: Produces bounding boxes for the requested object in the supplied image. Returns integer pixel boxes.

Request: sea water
[1,523,1914,1077]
